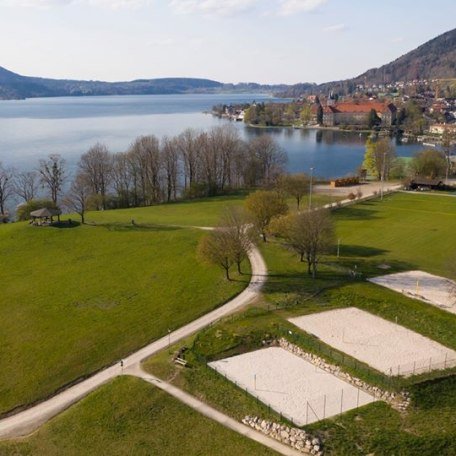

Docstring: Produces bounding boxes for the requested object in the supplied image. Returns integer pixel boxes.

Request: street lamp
[309,167,315,210]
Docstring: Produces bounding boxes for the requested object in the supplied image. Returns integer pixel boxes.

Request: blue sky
[0,0,455,84]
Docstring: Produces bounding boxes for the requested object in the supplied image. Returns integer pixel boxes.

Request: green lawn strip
[84,194,248,227]
[143,309,288,425]
[308,376,456,456]
[334,192,456,277]
[0,377,278,456]
[0,222,249,415]
[82,193,338,227]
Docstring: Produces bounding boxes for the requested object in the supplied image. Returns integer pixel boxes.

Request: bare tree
[374,138,396,181]
[79,143,113,210]
[176,129,201,190]
[245,190,288,242]
[198,230,234,280]
[111,152,134,208]
[219,206,254,274]
[14,170,39,203]
[276,173,309,209]
[65,173,91,224]
[161,136,180,202]
[247,135,287,187]
[278,209,335,278]
[0,162,14,217]
[38,154,65,205]
[128,136,162,205]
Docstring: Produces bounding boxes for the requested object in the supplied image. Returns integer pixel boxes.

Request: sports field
[369,270,456,314]
[209,347,375,425]
[289,308,456,376]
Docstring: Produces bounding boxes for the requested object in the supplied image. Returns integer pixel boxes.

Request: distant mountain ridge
[0,67,303,100]
[1,28,455,100]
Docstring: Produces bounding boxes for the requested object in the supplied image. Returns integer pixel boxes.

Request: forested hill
[354,27,456,84]
[0,67,306,100]
[0,68,226,100]
[279,27,456,97]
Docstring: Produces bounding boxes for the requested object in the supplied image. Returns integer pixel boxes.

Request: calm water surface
[0,94,425,178]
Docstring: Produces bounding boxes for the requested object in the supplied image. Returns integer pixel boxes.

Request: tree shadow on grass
[339,245,389,257]
[335,257,417,278]
[50,220,81,229]
[95,223,182,232]
[334,206,380,221]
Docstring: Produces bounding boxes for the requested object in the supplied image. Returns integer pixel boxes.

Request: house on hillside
[429,124,456,135]
[322,101,397,127]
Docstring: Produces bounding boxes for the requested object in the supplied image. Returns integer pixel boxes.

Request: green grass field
[145,192,456,455]
[0,221,249,416]
[83,192,340,227]
[0,377,277,456]
[84,194,247,227]
[334,192,456,276]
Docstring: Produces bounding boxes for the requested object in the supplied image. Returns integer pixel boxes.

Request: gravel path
[0,241,267,440]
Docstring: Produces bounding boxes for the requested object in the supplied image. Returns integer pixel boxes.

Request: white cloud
[322,23,346,33]
[391,36,404,43]
[0,0,151,9]
[148,37,176,47]
[278,0,327,16]
[169,0,258,17]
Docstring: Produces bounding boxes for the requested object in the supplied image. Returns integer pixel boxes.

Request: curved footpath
[0,188,402,454]
[0,243,267,441]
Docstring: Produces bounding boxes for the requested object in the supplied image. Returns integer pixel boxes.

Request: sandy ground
[289,308,456,377]
[314,181,400,197]
[369,270,456,315]
[209,347,375,426]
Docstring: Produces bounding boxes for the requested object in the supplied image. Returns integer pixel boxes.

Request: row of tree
[199,190,335,280]
[0,127,288,221]
[361,137,454,181]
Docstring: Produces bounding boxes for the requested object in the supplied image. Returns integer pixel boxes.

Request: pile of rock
[278,338,410,411]
[242,416,323,455]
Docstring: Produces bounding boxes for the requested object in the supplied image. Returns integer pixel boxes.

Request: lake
[0,93,425,178]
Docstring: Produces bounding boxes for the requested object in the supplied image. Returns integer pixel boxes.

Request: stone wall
[242,415,323,455]
[278,338,410,412]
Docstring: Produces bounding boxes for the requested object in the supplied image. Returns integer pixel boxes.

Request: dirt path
[0,240,267,440]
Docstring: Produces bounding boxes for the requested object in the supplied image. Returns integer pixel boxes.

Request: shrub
[16,199,58,221]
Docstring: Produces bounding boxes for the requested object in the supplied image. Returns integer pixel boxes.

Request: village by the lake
[0,3,455,456]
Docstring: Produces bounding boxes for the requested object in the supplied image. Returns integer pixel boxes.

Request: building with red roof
[322,101,397,127]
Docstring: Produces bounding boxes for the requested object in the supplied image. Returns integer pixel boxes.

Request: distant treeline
[0,126,288,220]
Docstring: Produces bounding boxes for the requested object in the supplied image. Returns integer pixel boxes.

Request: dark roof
[410,178,444,186]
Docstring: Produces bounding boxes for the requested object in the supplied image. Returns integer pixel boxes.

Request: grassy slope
[334,192,456,276]
[0,221,249,415]
[83,193,340,227]
[84,195,247,227]
[0,377,277,456]
[146,193,456,455]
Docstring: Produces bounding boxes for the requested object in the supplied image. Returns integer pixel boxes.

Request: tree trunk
[224,266,231,281]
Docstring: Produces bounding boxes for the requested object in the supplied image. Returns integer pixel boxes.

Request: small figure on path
[120,359,124,370]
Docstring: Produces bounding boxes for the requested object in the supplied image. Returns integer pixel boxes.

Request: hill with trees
[279,27,456,97]
[0,66,300,100]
